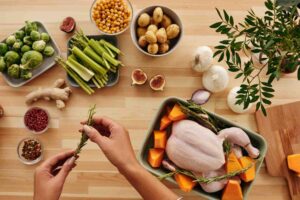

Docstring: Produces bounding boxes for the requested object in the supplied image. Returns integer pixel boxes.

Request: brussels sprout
[30,30,41,41]
[21,50,43,69]
[21,45,31,53]
[7,64,20,78]
[6,35,16,46]
[20,66,32,80]
[32,40,46,52]
[15,30,25,40]
[41,32,50,43]
[0,57,6,72]
[4,51,20,66]
[43,46,54,57]
[12,41,23,51]
[23,36,33,46]
[25,21,38,35]
[0,43,8,56]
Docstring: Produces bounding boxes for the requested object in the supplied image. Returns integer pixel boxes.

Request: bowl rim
[89,0,133,36]
[17,137,43,165]
[130,5,183,57]
[23,107,50,135]
[138,97,268,199]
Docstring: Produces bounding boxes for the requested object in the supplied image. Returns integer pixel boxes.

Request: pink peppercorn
[24,107,49,133]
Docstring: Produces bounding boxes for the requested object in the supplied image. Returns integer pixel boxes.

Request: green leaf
[262,92,274,98]
[298,67,300,80]
[256,102,261,111]
[235,72,244,79]
[215,45,226,49]
[261,104,267,116]
[218,52,224,62]
[262,98,272,105]
[262,87,274,92]
[216,8,223,20]
[245,27,256,33]
[262,82,272,87]
[223,10,229,22]
[228,67,239,72]
[229,16,234,26]
[226,49,230,61]
[213,50,223,57]
[210,22,222,28]
[265,0,273,10]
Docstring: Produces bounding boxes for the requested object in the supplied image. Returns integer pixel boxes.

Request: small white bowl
[130,5,183,57]
[17,137,43,165]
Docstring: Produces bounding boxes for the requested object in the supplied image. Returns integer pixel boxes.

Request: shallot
[190,89,211,105]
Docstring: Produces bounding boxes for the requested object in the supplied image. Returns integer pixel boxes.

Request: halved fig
[60,17,76,33]
[131,69,148,85]
[149,75,166,91]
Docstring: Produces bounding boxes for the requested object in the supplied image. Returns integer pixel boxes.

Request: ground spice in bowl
[24,107,49,134]
[17,138,43,165]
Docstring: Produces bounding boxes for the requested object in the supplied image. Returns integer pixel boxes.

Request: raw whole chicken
[165,120,259,193]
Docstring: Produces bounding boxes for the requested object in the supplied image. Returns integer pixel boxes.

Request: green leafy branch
[210,0,300,115]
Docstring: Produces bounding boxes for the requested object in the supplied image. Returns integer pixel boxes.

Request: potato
[161,15,172,28]
[159,43,169,54]
[138,13,151,27]
[137,27,147,37]
[153,7,163,24]
[147,24,158,33]
[138,36,148,48]
[147,43,159,54]
[145,31,157,44]
[156,28,167,43]
[166,24,180,39]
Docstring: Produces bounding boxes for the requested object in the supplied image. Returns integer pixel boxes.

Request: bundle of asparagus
[56,30,124,95]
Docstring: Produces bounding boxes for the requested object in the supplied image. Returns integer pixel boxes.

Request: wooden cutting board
[256,101,300,200]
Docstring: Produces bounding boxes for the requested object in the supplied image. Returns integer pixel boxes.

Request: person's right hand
[81,116,139,173]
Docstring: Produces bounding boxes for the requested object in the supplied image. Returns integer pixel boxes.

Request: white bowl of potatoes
[130,5,183,57]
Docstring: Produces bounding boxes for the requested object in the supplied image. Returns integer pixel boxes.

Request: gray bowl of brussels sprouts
[0,21,60,87]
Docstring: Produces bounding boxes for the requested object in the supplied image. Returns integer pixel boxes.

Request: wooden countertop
[0,0,299,199]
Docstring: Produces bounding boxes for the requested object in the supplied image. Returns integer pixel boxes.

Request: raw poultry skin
[166,120,225,173]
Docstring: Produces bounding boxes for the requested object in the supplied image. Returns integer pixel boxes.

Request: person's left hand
[34,150,76,200]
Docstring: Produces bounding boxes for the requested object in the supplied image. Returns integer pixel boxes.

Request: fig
[131,69,147,85]
[0,105,3,118]
[149,75,166,91]
[60,17,76,33]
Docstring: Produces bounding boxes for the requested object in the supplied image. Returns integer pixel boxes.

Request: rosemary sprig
[158,160,257,184]
[74,105,96,157]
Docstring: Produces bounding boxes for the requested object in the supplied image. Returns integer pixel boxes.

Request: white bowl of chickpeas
[131,6,183,57]
[90,0,133,35]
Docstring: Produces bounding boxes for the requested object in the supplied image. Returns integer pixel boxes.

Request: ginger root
[25,79,72,109]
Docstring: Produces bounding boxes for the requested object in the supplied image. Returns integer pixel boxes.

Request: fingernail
[83,125,91,135]
[67,156,76,165]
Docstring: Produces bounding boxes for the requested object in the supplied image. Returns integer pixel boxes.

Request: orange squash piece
[287,154,300,176]
[159,115,172,131]
[222,180,243,200]
[154,131,167,149]
[239,156,256,182]
[226,152,243,174]
[148,148,164,168]
[174,173,197,192]
[168,104,186,121]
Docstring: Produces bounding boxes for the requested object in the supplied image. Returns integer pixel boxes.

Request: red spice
[24,107,49,132]
[21,139,42,160]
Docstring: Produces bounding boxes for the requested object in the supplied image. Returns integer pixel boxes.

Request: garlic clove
[227,87,252,113]
[202,65,229,93]
[192,46,213,73]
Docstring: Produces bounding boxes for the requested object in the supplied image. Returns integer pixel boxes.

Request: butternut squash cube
[154,130,167,149]
[148,148,164,168]
[222,180,243,200]
[159,115,172,131]
[168,104,186,121]
[174,173,197,192]
[287,154,300,175]
[239,156,255,182]
[226,152,243,173]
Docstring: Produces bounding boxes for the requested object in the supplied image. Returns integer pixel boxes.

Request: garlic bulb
[227,87,252,113]
[192,46,213,72]
[202,65,229,93]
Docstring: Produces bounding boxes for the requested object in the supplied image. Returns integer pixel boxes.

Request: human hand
[81,116,139,173]
[34,150,76,200]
